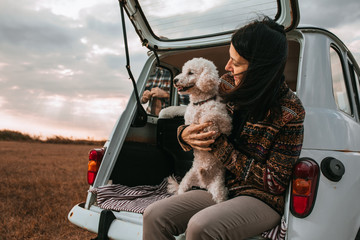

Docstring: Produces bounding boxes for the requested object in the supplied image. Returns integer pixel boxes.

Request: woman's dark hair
[222,16,288,121]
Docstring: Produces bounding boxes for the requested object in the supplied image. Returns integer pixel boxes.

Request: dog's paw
[177,188,186,195]
[209,186,228,203]
[212,193,228,203]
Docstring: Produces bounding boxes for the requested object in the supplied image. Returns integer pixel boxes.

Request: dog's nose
[174,78,178,84]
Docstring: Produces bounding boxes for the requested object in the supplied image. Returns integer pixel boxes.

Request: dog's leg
[207,169,228,203]
[177,168,198,195]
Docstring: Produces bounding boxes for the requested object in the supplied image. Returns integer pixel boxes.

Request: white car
[68,0,360,239]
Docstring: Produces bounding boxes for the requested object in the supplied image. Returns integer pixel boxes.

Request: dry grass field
[0,140,99,240]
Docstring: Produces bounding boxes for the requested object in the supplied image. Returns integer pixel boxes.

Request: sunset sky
[1,0,359,140]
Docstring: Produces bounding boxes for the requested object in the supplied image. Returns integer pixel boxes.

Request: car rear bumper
[68,203,143,240]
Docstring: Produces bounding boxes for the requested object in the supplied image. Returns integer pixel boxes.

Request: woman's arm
[211,112,305,195]
[177,123,218,152]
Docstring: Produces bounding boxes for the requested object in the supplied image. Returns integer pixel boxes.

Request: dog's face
[174,58,220,96]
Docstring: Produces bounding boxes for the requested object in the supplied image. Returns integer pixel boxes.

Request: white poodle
[167,57,232,203]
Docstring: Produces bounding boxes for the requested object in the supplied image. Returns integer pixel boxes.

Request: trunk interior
[109,40,300,187]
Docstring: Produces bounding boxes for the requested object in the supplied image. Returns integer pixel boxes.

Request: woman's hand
[181,122,218,151]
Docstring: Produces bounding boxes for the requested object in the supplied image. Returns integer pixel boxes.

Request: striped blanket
[89,179,171,213]
[90,178,286,240]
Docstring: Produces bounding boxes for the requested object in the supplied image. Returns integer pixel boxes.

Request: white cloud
[72,97,127,117]
[0,62,9,69]
[91,44,121,56]
[300,0,360,29]
[80,37,88,44]
[34,0,101,20]
[0,96,7,107]
[41,95,67,108]
[38,65,83,79]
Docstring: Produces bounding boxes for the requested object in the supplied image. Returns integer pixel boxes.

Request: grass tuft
[0,129,106,145]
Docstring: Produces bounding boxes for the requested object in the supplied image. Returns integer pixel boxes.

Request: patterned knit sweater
[177,79,305,215]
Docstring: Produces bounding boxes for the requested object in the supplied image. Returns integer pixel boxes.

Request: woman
[143,17,305,240]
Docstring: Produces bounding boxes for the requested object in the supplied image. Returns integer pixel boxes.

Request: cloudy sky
[0,0,359,140]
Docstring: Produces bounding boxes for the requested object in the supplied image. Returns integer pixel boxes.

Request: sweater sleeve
[211,111,305,195]
[177,125,192,152]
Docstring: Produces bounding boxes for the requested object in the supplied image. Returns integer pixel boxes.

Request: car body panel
[287,149,360,240]
[298,30,360,151]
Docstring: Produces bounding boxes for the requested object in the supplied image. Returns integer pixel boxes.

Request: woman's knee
[143,201,175,239]
[143,201,164,225]
[186,214,216,240]
[143,198,186,238]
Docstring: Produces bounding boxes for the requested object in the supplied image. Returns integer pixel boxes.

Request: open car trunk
[106,0,301,188]
[109,38,300,187]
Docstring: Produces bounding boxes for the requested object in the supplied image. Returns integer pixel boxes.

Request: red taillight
[87,148,105,185]
[291,158,319,218]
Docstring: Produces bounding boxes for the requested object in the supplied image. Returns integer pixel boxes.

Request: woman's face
[225,43,249,86]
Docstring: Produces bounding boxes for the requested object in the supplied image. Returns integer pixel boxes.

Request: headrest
[158,106,187,119]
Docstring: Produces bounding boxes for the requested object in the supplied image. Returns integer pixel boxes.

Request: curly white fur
[167,57,232,203]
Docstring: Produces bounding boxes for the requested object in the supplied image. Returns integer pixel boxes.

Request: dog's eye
[188,71,193,75]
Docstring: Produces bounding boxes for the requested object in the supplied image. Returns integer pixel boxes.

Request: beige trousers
[143,190,280,240]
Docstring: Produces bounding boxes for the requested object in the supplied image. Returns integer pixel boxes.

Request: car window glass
[284,40,300,92]
[330,48,352,115]
[348,61,360,119]
[141,67,189,116]
[352,65,360,101]
[355,69,360,105]
[139,0,278,40]
[141,67,172,116]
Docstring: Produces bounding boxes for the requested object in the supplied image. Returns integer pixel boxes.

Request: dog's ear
[197,65,220,93]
